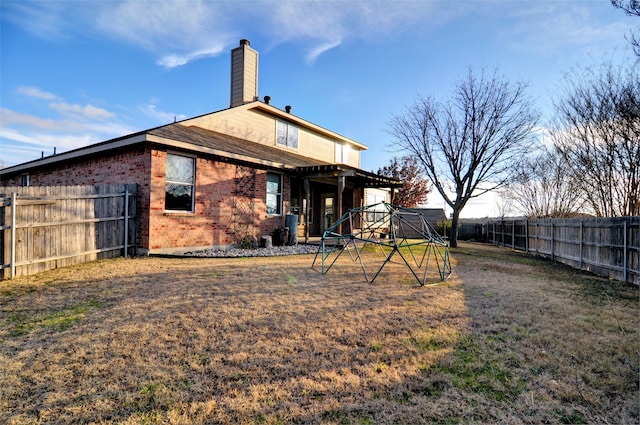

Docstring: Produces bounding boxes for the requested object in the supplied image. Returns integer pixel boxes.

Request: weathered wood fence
[484,217,640,285]
[1,184,137,279]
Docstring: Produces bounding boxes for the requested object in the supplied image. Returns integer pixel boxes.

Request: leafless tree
[504,146,586,218]
[378,156,431,208]
[494,190,515,219]
[388,68,538,247]
[611,0,640,56]
[552,61,639,217]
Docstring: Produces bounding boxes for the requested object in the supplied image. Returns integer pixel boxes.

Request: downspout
[337,176,345,234]
[304,178,310,244]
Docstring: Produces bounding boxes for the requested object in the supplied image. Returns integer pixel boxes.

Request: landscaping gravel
[184,244,319,258]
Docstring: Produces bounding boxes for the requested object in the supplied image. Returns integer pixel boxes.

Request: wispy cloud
[306,40,342,64]
[49,102,116,120]
[1,87,131,165]
[2,0,447,67]
[157,46,227,69]
[0,108,72,131]
[498,2,630,55]
[16,86,59,101]
[0,1,73,40]
[142,99,187,124]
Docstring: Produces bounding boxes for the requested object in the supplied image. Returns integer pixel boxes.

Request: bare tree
[505,146,586,218]
[388,68,538,247]
[378,156,431,208]
[494,189,515,218]
[552,61,639,217]
[611,0,640,56]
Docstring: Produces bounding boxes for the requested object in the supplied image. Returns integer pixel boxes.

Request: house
[0,39,400,255]
[396,208,448,238]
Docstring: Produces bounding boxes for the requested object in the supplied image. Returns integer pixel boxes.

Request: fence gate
[1,184,137,279]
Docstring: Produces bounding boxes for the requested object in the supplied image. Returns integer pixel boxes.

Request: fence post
[511,220,515,250]
[525,219,529,253]
[623,219,628,283]
[535,221,539,255]
[551,222,555,262]
[124,187,129,258]
[493,221,496,245]
[579,221,583,271]
[10,192,16,280]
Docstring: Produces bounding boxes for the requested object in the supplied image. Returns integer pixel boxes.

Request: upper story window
[335,143,350,164]
[21,174,30,187]
[266,172,282,216]
[277,121,298,149]
[165,153,195,212]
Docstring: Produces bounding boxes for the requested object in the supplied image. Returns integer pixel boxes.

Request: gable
[182,101,366,168]
[149,124,330,170]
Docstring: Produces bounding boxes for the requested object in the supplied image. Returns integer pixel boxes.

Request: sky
[0,0,636,218]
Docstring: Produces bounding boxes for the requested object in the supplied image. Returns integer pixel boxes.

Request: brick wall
[149,152,236,251]
[148,153,290,252]
[2,145,292,253]
[0,146,152,250]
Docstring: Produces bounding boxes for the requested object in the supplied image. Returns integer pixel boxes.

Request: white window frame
[277,121,299,149]
[165,153,195,213]
[266,172,283,216]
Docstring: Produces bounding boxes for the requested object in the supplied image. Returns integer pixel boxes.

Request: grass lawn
[0,242,638,424]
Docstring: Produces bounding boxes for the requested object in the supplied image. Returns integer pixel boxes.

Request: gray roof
[407,208,447,223]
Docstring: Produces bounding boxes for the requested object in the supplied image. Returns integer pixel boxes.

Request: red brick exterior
[148,151,290,252]
[1,145,291,253]
[0,146,153,250]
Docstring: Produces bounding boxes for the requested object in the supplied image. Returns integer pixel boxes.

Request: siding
[184,107,361,167]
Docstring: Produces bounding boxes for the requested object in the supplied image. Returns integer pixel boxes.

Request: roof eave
[0,133,149,177]
[147,134,298,171]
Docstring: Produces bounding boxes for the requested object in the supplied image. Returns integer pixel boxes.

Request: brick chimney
[230,39,258,107]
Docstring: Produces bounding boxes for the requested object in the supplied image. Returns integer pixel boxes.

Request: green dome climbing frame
[312,202,452,286]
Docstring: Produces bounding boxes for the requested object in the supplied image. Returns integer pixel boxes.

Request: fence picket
[484,217,640,285]
[0,184,137,279]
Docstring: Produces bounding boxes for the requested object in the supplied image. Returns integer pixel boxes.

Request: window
[266,172,282,215]
[366,191,387,224]
[335,143,349,164]
[277,121,298,149]
[165,153,195,212]
[21,174,30,187]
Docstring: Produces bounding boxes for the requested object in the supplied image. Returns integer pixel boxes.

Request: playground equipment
[312,202,452,286]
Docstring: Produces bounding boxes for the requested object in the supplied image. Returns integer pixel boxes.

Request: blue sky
[0,0,636,217]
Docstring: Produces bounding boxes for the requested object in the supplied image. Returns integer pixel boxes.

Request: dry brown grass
[0,242,637,424]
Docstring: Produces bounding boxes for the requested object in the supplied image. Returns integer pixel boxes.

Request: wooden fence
[1,184,137,279]
[484,217,640,285]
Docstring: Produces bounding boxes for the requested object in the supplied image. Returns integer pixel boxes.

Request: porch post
[304,178,310,244]
[337,176,345,234]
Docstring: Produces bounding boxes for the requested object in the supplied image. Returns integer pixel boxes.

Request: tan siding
[186,108,362,166]
[297,131,336,164]
[186,108,273,145]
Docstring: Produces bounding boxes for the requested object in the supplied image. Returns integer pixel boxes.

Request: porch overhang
[295,164,402,188]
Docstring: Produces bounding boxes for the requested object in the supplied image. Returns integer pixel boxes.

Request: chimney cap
[240,39,250,46]
[285,105,292,113]
[264,95,271,104]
